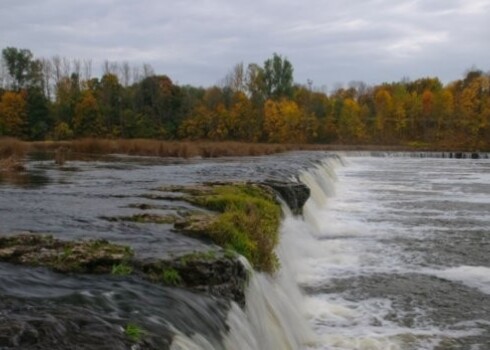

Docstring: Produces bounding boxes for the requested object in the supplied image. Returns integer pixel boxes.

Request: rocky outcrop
[0,180,311,306]
[261,180,310,215]
[137,252,248,305]
[0,296,167,350]
[0,234,132,274]
[0,234,248,305]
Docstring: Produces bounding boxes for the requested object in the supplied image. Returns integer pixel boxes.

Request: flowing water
[292,155,490,349]
[1,152,489,349]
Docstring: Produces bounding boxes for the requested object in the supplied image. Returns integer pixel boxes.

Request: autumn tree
[432,89,454,140]
[53,73,81,126]
[0,91,27,137]
[388,85,408,139]
[458,74,490,147]
[374,88,393,141]
[338,98,365,142]
[264,99,317,143]
[73,91,104,137]
[229,91,262,141]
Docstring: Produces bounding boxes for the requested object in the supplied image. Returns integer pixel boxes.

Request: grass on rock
[124,323,146,342]
[189,184,281,273]
[112,262,133,276]
[161,268,182,285]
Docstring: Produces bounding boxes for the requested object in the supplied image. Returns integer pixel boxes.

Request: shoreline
[1,137,488,160]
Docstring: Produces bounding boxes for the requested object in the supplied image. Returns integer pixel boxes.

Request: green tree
[262,53,294,100]
[26,86,51,140]
[133,75,182,137]
[98,73,122,136]
[2,47,35,90]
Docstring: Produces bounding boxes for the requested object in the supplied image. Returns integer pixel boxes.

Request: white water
[172,155,490,349]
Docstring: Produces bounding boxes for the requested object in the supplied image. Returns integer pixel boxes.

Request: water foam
[422,266,490,295]
[170,155,489,349]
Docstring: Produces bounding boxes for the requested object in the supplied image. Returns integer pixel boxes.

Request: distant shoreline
[1,138,488,164]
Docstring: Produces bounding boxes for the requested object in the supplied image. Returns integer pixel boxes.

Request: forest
[0,47,489,150]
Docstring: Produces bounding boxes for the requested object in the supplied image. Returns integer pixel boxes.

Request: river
[0,152,489,349]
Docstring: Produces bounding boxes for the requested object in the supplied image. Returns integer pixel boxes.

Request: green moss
[112,263,133,276]
[161,268,182,285]
[187,184,281,273]
[179,250,217,265]
[0,235,134,274]
[124,323,146,342]
[61,246,73,260]
[224,248,237,259]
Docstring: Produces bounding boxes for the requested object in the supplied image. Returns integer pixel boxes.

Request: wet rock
[101,213,179,224]
[0,233,248,305]
[261,180,310,215]
[174,214,216,235]
[137,251,248,306]
[0,234,133,274]
[0,297,170,350]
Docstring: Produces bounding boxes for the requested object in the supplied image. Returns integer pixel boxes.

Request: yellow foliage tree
[229,92,261,141]
[264,99,317,143]
[178,104,211,140]
[73,91,105,137]
[338,98,365,142]
[374,89,393,140]
[433,89,454,139]
[0,91,27,137]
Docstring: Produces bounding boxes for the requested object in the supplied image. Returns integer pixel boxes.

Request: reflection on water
[0,170,50,188]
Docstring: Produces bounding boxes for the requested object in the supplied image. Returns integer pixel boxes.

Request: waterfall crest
[171,157,344,350]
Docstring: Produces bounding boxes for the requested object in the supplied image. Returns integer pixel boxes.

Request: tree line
[0,47,489,150]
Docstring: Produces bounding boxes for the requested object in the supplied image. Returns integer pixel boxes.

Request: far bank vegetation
[0,47,489,152]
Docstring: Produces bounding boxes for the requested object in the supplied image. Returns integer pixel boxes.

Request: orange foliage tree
[0,91,27,137]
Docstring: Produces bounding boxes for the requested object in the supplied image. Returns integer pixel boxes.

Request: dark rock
[261,180,310,215]
[136,252,248,306]
[0,233,248,306]
[0,297,170,350]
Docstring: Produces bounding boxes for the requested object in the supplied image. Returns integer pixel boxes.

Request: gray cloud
[1,0,489,88]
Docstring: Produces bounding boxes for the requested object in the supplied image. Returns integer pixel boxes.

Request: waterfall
[171,157,344,350]
[170,244,317,350]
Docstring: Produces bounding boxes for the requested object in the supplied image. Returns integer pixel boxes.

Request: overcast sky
[1,0,489,89]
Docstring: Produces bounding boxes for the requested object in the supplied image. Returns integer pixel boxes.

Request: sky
[1,0,489,90]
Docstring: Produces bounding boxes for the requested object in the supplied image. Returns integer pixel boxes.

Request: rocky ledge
[0,234,247,305]
[0,180,311,349]
[0,180,309,305]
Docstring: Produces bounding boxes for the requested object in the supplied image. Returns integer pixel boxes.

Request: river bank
[2,137,488,167]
